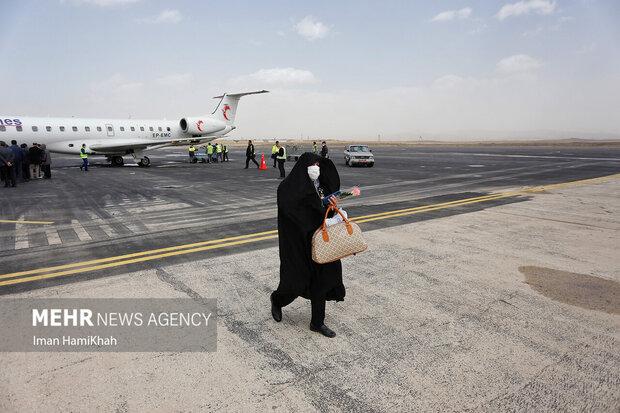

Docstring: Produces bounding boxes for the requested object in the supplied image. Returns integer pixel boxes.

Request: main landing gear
[107,155,125,167]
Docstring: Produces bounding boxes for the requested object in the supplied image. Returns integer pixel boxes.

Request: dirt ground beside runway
[1,178,618,412]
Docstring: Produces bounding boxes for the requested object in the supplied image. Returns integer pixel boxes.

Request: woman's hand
[328,195,338,207]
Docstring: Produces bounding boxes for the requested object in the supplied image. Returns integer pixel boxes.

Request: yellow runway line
[0,193,507,282]
[355,193,516,224]
[0,220,54,225]
[0,235,278,287]
[0,193,513,286]
[350,192,508,222]
[1,173,619,287]
[0,230,278,280]
[522,173,620,193]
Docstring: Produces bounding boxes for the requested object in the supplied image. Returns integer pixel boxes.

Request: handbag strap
[321,203,353,242]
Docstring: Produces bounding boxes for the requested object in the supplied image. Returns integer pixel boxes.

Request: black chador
[270,152,345,338]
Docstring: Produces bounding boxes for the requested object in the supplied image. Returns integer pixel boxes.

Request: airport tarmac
[0,143,619,411]
[1,143,619,292]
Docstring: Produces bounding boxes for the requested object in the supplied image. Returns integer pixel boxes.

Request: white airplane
[0,90,268,167]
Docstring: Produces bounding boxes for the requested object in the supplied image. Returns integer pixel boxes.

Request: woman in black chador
[270,152,347,338]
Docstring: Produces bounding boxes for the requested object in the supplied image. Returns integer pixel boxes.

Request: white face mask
[307,165,320,181]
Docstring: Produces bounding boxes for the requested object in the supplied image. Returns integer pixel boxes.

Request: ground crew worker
[245,140,259,169]
[271,141,279,168]
[223,145,229,162]
[313,141,318,154]
[79,143,89,171]
[216,142,222,162]
[188,145,196,163]
[276,142,286,178]
[207,143,214,163]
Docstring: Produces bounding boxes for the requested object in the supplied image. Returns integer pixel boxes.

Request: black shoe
[270,294,282,322]
[310,323,336,338]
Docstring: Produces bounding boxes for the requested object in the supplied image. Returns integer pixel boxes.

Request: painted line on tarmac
[354,193,512,224]
[0,194,505,286]
[351,192,507,222]
[0,230,279,280]
[1,173,619,287]
[0,235,279,287]
[0,220,54,225]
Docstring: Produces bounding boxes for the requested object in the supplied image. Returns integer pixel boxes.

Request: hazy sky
[1,0,618,140]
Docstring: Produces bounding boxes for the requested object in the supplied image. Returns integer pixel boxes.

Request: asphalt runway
[1,143,619,293]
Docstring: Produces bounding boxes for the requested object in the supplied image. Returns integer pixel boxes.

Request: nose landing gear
[137,156,151,167]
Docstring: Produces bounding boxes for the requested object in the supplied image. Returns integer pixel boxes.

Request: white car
[344,144,374,167]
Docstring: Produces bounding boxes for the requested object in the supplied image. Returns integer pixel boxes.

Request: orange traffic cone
[259,153,268,170]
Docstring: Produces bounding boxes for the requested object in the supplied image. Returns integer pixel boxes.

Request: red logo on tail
[222,104,231,121]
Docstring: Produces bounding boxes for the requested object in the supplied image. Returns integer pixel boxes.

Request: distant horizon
[230,135,620,143]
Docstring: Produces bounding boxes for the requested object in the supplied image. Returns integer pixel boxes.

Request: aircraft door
[105,124,115,137]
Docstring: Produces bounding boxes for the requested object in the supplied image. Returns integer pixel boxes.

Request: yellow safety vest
[207,145,213,154]
[189,146,196,153]
[216,144,222,153]
[276,147,286,160]
[79,148,88,159]
[271,145,278,154]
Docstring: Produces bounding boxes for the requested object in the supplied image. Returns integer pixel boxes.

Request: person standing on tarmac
[0,141,17,187]
[245,139,259,169]
[9,140,23,181]
[216,142,223,162]
[188,145,196,162]
[271,140,279,168]
[20,144,30,181]
[28,143,42,179]
[79,143,89,171]
[313,141,318,154]
[320,141,329,158]
[276,141,286,178]
[223,145,229,162]
[210,143,217,163]
[41,144,52,179]
[207,143,214,163]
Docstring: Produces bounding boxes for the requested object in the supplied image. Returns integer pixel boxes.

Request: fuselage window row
[1,124,171,133]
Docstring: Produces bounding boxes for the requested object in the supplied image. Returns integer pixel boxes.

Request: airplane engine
[179,117,227,135]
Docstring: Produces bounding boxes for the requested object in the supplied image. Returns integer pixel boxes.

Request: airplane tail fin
[211,90,269,125]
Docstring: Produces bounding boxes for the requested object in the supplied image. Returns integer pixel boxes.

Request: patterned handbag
[311,204,368,264]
